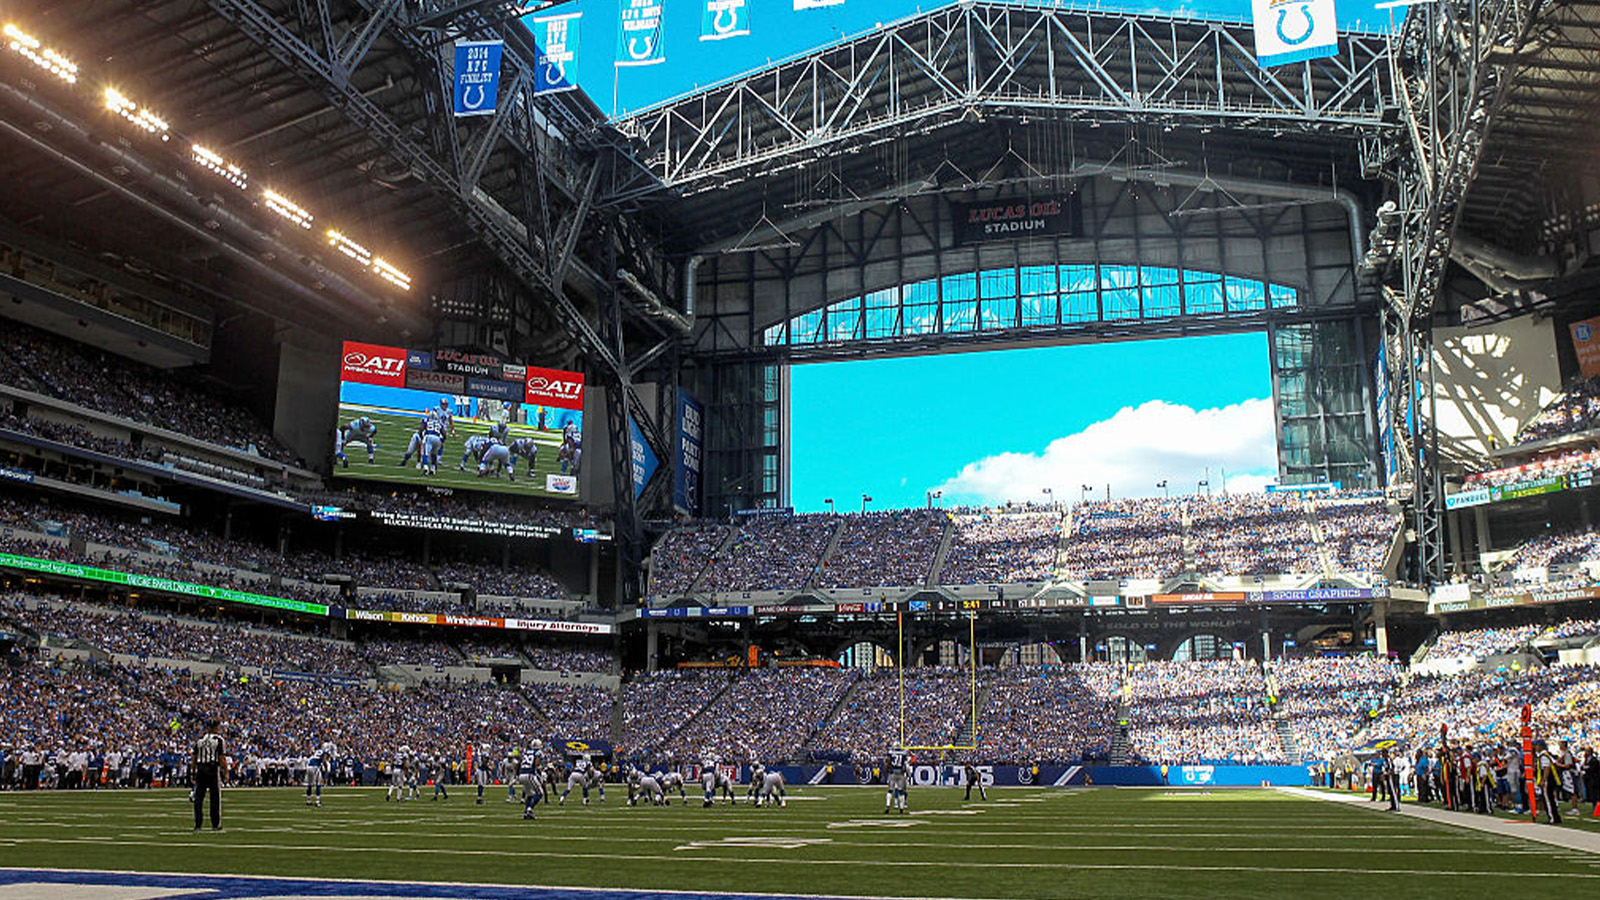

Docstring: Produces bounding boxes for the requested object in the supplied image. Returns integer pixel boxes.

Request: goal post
[896,607,979,752]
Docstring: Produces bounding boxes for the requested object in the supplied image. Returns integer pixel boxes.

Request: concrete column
[646,622,659,672]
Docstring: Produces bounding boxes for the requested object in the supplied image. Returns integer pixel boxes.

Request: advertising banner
[951,196,1082,246]
[617,0,666,67]
[405,369,465,394]
[340,341,407,387]
[1573,316,1600,378]
[452,40,504,117]
[1251,0,1339,67]
[532,12,581,95]
[1151,592,1248,605]
[524,366,585,409]
[674,389,704,516]
[628,415,659,499]
[701,0,750,40]
[0,552,329,616]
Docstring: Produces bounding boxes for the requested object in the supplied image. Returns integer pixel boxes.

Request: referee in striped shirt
[192,720,225,831]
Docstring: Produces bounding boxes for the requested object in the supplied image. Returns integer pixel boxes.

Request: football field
[1,787,1597,900]
[334,406,575,498]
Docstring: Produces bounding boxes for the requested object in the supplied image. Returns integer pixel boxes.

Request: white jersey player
[559,754,604,805]
[459,434,494,472]
[478,440,514,481]
[627,767,665,806]
[304,741,335,807]
[755,764,787,808]
[335,417,378,467]
[658,769,687,802]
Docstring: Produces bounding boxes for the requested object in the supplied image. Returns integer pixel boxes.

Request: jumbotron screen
[335,341,584,500]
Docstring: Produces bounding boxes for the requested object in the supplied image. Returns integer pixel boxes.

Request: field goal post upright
[898,603,980,754]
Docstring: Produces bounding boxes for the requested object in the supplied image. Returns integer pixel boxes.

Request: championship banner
[452,40,504,117]
[701,0,750,40]
[1251,0,1339,68]
[1571,316,1600,377]
[616,0,665,67]
[532,12,581,95]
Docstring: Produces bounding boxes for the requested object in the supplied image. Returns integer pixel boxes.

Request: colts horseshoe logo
[1275,3,1316,46]
[460,84,487,110]
[712,6,740,35]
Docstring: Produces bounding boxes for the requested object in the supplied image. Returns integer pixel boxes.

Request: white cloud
[934,398,1279,504]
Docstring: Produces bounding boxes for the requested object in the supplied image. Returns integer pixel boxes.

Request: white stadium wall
[1430,315,1561,461]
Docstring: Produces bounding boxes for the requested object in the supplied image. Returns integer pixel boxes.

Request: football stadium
[1,1,1599,899]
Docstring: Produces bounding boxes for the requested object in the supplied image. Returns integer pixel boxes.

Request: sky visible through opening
[524,0,1402,118]
[789,333,1275,512]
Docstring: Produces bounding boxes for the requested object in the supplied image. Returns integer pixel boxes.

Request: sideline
[1277,786,1600,856]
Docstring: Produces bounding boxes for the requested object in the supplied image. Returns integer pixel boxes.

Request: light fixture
[104,87,169,141]
[262,189,313,229]
[371,257,411,290]
[191,144,247,190]
[327,230,372,266]
[4,24,77,83]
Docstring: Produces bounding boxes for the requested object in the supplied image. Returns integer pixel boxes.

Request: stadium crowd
[1059,499,1184,580]
[1514,374,1600,444]
[941,510,1062,584]
[0,320,296,465]
[1190,493,1318,576]
[697,515,835,593]
[816,510,945,588]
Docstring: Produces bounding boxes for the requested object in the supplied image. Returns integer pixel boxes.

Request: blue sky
[790,333,1277,511]
[523,0,1402,117]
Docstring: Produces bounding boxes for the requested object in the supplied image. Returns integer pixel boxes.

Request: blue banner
[532,13,581,95]
[405,349,433,370]
[794,0,845,9]
[701,0,750,41]
[673,389,704,516]
[617,0,665,67]
[452,40,504,117]
[628,415,659,499]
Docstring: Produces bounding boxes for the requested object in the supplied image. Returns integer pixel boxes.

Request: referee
[192,719,226,831]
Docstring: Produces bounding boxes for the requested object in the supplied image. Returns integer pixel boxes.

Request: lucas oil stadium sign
[951,195,1082,246]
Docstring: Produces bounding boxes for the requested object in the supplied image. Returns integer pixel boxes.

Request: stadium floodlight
[191,145,247,190]
[327,230,372,267]
[4,24,78,84]
[262,189,313,230]
[371,257,411,291]
[104,88,170,141]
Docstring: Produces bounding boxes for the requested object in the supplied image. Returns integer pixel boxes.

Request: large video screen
[335,341,584,500]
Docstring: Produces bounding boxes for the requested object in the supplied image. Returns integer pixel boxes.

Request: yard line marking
[2,839,1594,879]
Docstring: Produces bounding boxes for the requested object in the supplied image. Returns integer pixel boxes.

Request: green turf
[1,787,1597,899]
[335,406,574,499]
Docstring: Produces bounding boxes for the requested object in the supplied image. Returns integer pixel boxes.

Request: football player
[700,756,736,807]
[658,769,687,802]
[757,765,787,808]
[884,748,909,814]
[459,434,494,472]
[304,741,334,807]
[627,766,665,806]
[335,417,378,467]
[516,746,545,821]
[473,745,494,805]
[508,437,540,477]
[399,420,428,469]
[559,754,604,806]
[558,421,582,475]
[478,439,514,481]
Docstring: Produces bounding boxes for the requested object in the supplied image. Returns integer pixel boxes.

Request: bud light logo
[340,341,407,386]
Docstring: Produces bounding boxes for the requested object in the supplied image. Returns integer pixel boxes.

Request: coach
[192,720,226,831]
